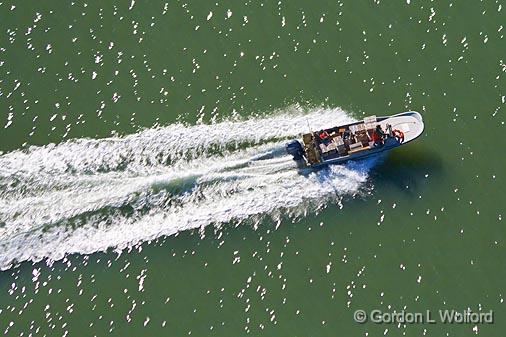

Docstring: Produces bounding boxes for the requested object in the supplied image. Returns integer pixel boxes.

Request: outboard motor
[286,140,304,160]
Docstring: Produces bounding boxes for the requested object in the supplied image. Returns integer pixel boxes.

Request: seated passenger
[342,129,351,140]
[375,125,386,139]
[319,130,329,139]
[318,130,330,143]
[372,126,384,147]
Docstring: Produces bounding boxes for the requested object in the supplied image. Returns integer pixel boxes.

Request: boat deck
[300,111,424,166]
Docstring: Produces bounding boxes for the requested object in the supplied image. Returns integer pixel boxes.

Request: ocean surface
[0,0,505,336]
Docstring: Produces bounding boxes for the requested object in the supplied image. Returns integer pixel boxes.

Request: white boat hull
[288,111,425,167]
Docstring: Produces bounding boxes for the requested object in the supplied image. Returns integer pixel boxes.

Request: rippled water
[0,0,505,336]
[0,107,377,270]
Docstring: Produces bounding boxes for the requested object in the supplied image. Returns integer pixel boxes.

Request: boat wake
[0,106,378,270]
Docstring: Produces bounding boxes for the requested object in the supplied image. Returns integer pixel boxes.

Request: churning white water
[0,106,378,270]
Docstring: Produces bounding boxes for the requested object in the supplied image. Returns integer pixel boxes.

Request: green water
[1,0,505,336]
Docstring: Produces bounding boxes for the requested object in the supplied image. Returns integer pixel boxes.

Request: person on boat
[385,124,393,138]
[372,125,385,147]
[375,125,386,138]
[318,130,330,143]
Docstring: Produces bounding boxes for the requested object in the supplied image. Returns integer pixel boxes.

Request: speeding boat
[286,111,424,167]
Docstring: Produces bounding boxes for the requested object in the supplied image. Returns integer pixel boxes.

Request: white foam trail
[0,106,376,270]
[0,105,354,178]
